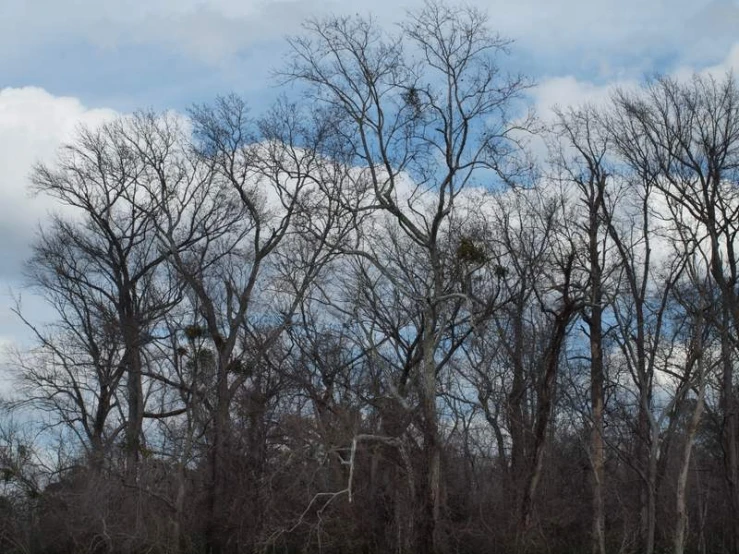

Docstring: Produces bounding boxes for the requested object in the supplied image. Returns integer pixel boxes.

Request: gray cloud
[0,0,730,72]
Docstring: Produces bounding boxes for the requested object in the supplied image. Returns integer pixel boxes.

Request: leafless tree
[613,74,739,553]
[26,113,195,472]
[282,3,532,550]
[550,105,618,554]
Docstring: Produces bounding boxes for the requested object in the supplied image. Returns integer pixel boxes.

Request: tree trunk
[125,351,144,468]
[638,397,658,554]
[675,378,706,554]
[507,301,528,497]
[589,227,607,554]
[206,353,231,554]
[721,320,739,554]
[520,305,575,530]
[90,385,111,471]
[417,313,441,554]
[591,354,606,554]
[645,423,658,554]
[122,301,144,474]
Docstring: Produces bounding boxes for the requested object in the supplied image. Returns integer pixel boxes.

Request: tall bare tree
[28,113,194,471]
[150,95,354,554]
[283,3,532,550]
[551,106,616,554]
[614,74,739,553]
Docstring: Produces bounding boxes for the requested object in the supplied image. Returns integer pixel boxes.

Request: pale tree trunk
[418,309,441,554]
[590,334,606,554]
[589,212,607,554]
[638,398,658,554]
[172,394,197,553]
[172,476,186,553]
[645,420,659,554]
[674,377,706,554]
[635,311,657,554]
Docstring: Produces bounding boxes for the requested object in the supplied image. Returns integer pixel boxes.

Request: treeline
[2,3,739,554]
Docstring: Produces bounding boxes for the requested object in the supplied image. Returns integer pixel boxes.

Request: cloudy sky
[1,0,738,368]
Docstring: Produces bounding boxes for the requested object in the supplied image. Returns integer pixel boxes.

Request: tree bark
[675,379,706,554]
[588,211,607,554]
[520,296,578,530]
[417,310,441,554]
[721,316,739,554]
[205,350,232,554]
[121,298,145,474]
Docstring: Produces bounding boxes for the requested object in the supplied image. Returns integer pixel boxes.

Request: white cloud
[0,88,116,266]
[532,34,739,124]
[531,76,620,125]
[0,87,117,348]
[0,87,116,221]
[531,34,739,125]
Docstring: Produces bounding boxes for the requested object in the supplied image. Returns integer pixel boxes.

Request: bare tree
[550,106,617,554]
[461,187,584,539]
[15,4,739,552]
[283,3,531,550]
[614,74,739,553]
[27,113,194,472]
[149,95,354,554]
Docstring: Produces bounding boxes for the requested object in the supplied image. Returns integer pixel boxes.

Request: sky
[1,0,739,383]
